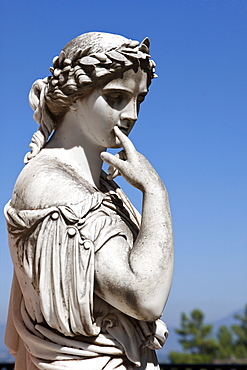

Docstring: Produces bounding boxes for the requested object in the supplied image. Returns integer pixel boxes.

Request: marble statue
[5,32,174,369]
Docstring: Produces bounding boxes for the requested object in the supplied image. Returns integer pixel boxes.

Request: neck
[44,114,105,189]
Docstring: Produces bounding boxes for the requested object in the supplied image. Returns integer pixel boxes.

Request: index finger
[114,126,136,156]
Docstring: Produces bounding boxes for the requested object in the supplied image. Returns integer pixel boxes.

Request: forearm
[94,181,173,321]
[129,178,174,317]
[99,128,174,319]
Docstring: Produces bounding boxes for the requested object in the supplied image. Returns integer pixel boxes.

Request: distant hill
[0,307,245,364]
[212,307,245,333]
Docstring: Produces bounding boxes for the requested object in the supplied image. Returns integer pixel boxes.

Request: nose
[120,99,138,126]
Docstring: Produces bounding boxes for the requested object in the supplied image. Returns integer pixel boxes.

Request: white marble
[5,32,173,369]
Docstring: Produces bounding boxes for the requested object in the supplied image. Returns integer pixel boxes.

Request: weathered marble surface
[5,32,173,369]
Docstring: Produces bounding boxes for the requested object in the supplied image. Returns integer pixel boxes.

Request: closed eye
[102,89,131,108]
[106,92,124,103]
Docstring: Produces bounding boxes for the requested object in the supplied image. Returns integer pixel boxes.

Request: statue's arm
[95,127,174,322]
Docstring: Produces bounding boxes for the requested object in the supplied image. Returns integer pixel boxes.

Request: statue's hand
[101,126,160,191]
[106,150,127,180]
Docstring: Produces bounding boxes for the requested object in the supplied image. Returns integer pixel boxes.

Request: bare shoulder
[11,153,93,210]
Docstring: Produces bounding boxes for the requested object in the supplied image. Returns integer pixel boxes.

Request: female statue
[5,32,173,369]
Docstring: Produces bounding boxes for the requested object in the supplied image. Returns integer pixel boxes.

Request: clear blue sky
[1,0,247,334]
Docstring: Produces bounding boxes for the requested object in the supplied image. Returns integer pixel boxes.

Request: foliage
[232,304,247,358]
[216,325,234,359]
[169,309,218,364]
[168,305,247,364]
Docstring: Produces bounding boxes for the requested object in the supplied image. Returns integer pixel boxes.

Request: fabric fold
[5,175,168,369]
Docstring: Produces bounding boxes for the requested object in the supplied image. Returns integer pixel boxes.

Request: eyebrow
[102,87,148,94]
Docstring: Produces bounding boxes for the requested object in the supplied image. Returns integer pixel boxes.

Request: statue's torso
[5,152,165,369]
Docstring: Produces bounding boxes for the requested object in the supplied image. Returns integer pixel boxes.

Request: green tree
[216,325,234,359]
[232,304,247,359]
[169,309,218,364]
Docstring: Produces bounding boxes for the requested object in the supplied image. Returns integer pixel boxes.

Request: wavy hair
[25,32,156,164]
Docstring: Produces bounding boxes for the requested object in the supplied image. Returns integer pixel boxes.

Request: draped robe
[5,157,168,369]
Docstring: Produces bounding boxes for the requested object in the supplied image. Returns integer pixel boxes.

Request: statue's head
[26,32,156,163]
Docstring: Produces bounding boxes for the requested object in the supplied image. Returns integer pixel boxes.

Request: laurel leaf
[72,48,83,62]
[127,40,139,48]
[51,79,59,86]
[93,52,107,62]
[120,48,136,53]
[79,56,101,65]
[52,56,59,68]
[106,50,128,62]
[62,65,71,72]
[121,50,147,59]
[58,74,66,85]
[58,51,66,65]
[78,74,92,84]
[80,46,91,57]
[54,68,61,77]
[141,37,150,49]
[95,67,111,77]
[64,58,72,66]
[139,43,149,53]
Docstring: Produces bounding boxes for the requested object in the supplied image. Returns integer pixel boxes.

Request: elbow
[134,281,173,321]
[139,311,162,322]
[134,280,173,321]
[130,296,167,322]
[140,302,165,322]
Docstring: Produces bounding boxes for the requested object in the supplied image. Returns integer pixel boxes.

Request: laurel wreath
[49,38,157,90]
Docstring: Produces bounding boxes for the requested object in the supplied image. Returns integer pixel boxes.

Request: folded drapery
[5,173,168,369]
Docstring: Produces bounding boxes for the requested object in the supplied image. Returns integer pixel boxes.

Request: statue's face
[74,68,148,148]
